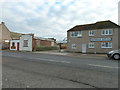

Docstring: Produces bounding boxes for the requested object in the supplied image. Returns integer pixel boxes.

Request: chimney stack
[1,22,5,24]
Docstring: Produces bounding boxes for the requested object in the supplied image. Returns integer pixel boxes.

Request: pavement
[1,49,107,57]
[33,49,107,59]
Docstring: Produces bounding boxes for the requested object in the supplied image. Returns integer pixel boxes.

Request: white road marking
[3,55,71,64]
[3,55,118,69]
[26,85,30,88]
[35,58,71,64]
[89,64,118,69]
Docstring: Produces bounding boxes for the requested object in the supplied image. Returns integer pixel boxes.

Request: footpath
[2,49,107,59]
[33,50,107,59]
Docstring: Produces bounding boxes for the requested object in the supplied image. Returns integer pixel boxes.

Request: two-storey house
[67,20,120,53]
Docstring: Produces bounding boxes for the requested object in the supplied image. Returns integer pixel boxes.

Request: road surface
[2,51,119,89]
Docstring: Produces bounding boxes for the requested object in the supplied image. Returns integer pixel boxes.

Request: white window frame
[89,31,95,36]
[89,43,95,48]
[71,31,82,37]
[101,42,112,48]
[71,44,77,49]
[101,29,113,35]
[77,31,82,37]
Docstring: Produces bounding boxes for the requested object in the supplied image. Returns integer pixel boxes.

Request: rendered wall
[20,35,33,51]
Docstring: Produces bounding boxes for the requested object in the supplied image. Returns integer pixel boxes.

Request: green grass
[35,46,58,51]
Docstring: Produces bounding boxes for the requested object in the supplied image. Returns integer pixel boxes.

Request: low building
[34,37,57,47]
[10,34,35,51]
[67,20,120,53]
[0,22,22,49]
[57,41,67,49]
[10,34,57,51]
[19,34,35,51]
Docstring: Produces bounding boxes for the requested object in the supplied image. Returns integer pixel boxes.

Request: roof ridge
[67,20,120,32]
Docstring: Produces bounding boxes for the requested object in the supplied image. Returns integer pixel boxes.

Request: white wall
[20,35,33,51]
[10,40,20,50]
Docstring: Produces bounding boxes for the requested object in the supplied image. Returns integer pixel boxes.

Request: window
[101,29,112,35]
[12,42,15,46]
[71,31,82,37]
[72,44,77,49]
[23,40,28,47]
[77,31,82,37]
[89,43,94,48]
[11,42,16,49]
[89,31,95,36]
[101,42,112,48]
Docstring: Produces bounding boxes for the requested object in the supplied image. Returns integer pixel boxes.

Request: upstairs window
[101,29,112,35]
[89,31,95,36]
[71,31,82,37]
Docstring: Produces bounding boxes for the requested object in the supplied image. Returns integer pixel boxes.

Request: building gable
[0,22,11,42]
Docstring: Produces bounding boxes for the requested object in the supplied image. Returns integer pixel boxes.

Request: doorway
[17,42,20,51]
[82,44,86,53]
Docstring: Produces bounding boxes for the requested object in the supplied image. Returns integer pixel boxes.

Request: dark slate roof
[67,20,120,32]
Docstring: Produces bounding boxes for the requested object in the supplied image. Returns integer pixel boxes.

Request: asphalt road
[2,51,119,88]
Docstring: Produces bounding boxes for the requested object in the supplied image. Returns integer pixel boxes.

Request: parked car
[107,49,120,60]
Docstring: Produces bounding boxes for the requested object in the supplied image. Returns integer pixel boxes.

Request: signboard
[5,40,9,43]
[90,38,112,42]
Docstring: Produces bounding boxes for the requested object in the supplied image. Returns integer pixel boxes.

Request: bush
[35,46,58,51]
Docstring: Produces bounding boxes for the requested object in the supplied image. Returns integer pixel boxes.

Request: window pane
[72,44,77,49]
[109,30,112,35]
[89,43,94,48]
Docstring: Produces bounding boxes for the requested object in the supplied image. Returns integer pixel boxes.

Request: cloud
[1,0,119,40]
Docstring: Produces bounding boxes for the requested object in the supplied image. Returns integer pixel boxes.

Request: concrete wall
[20,35,33,51]
[67,28,119,53]
[10,40,20,50]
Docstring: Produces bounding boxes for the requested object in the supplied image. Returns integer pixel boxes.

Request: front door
[17,42,20,51]
[82,44,86,53]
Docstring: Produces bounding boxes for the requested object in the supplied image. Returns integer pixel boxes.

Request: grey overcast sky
[0,0,119,41]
